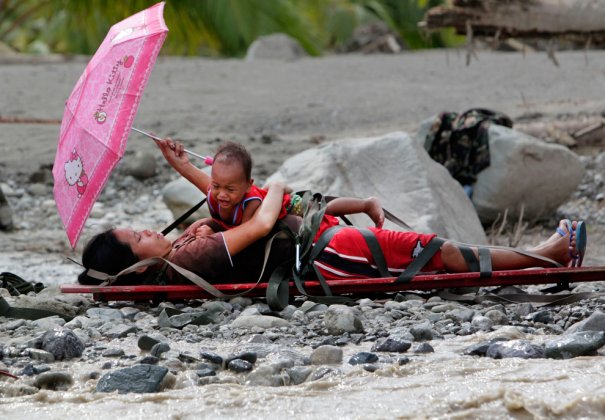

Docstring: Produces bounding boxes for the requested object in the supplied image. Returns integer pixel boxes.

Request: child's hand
[365,196,384,228]
[195,225,215,238]
[156,137,190,169]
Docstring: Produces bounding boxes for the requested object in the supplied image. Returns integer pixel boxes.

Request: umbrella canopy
[53,2,168,248]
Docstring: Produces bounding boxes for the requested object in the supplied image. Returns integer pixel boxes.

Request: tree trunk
[422,0,605,42]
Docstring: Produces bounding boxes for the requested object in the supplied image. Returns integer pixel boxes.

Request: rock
[102,348,125,358]
[0,185,14,231]
[323,305,364,335]
[410,324,434,341]
[471,315,493,332]
[484,309,509,326]
[150,342,171,358]
[486,339,544,359]
[348,352,379,365]
[310,345,343,365]
[286,366,312,385]
[41,328,85,360]
[472,125,584,223]
[33,371,73,390]
[413,343,435,354]
[200,351,223,366]
[565,311,605,335]
[230,315,290,330]
[101,324,137,339]
[124,151,156,180]
[86,308,124,321]
[267,132,486,243]
[32,316,65,330]
[227,359,254,373]
[96,365,169,394]
[137,334,167,351]
[246,366,283,387]
[13,295,78,319]
[371,338,411,353]
[26,348,55,363]
[445,308,476,323]
[196,368,216,378]
[246,33,307,61]
[162,177,210,225]
[544,331,605,359]
[226,351,257,365]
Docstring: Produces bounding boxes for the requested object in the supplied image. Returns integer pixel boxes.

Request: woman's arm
[222,182,286,255]
[156,138,211,195]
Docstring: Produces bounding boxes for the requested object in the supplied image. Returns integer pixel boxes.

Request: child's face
[210,161,252,210]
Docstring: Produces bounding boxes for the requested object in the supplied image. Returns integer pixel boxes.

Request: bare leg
[441,220,576,272]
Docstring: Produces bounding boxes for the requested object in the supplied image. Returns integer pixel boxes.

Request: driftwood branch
[421,0,605,44]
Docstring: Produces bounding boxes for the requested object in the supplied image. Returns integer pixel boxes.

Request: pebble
[348,352,378,365]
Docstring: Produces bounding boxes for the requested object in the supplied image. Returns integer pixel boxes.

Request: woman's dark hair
[214,141,253,180]
[77,229,140,285]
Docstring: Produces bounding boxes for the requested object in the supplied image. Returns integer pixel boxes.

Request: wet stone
[246,366,283,387]
[137,335,161,351]
[200,351,223,366]
[41,328,84,360]
[3,319,27,331]
[103,324,137,339]
[362,364,379,373]
[565,310,605,335]
[397,356,410,366]
[310,367,337,381]
[287,366,312,385]
[531,310,555,324]
[463,338,507,357]
[471,315,493,332]
[96,364,169,394]
[150,342,170,358]
[225,351,257,366]
[310,345,343,365]
[33,371,74,391]
[413,343,434,354]
[410,324,434,341]
[349,352,379,365]
[227,359,253,373]
[486,340,544,359]
[196,368,216,378]
[544,331,605,359]
[26,349,54,363]
[138,356,159,365]
[86,308,124,321]
[371,338,411,353]
[102,348,125,358]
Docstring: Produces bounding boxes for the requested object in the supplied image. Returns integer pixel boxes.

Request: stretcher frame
[60,266,605,302]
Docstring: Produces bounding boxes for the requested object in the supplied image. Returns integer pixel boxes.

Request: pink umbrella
[53,2,168,248]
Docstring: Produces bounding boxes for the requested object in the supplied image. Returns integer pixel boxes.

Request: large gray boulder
[161,177,210,224]
[473,125,584,223]
[415,117,584,224]
[267,132,487,244]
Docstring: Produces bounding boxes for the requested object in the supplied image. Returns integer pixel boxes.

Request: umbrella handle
[131,127,214,165]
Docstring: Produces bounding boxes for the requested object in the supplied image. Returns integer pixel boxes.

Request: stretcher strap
[479,247,492,277]
[459,246,479,272]
[161,197,207,236]
[395,237,445,283]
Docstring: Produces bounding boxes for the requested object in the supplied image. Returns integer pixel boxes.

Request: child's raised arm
[156,138,211,195]
[327,196,384,228]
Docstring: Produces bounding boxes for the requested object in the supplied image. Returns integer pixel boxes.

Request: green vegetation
[0,0,461,56]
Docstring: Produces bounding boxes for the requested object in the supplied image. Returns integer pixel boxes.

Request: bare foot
[365,196,384,228]
[530,219,576,266]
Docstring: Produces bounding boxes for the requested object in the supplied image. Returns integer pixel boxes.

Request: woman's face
[114,228,172,260]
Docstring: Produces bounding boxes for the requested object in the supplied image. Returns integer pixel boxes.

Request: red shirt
[207,185,291,229]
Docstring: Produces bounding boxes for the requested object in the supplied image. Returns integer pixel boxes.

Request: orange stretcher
[60,266,605,302]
